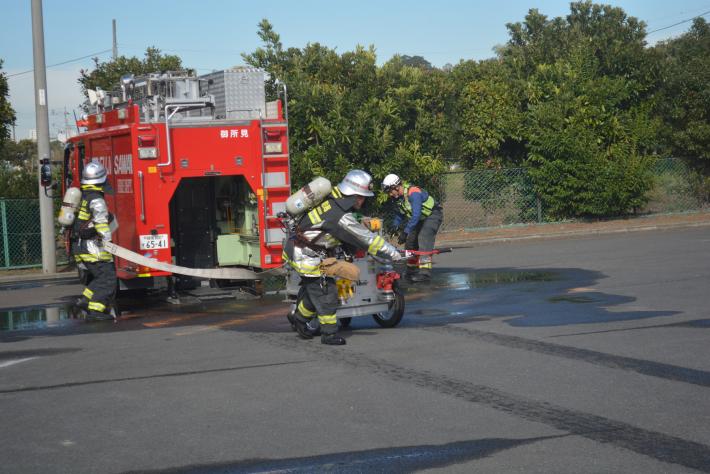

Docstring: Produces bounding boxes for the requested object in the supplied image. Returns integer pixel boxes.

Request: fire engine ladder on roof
[260,119,291,246]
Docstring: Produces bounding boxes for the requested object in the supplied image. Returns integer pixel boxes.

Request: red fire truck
[63,68,290,290]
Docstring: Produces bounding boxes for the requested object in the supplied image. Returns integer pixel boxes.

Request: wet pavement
[1,227,709,473]
[0,266,673,333]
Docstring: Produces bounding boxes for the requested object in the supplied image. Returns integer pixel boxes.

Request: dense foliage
[654,18,710,173]
[242,21,447,202]
[501,4,663,217]
[0,139,64,198]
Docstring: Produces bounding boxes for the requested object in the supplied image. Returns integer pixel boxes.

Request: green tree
[78,47,188,104]
[0,59,16,154]
[242,20,446,199]
[523,46,658,217]
[0,138,36,168]
[502,2,649,81]
[0,139,64,198]
[495,1,660,218]
[457,75,523,168]
[398,55,433,70]
[654,18,710,173]
[0,140,37,198]
[0,165,36,198]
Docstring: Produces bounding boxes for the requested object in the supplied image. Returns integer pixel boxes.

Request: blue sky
[2,0,710,140]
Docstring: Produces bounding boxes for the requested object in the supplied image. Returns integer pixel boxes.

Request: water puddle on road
[0,306,75,331]
[435,270,558,291]
[0,271,560,332]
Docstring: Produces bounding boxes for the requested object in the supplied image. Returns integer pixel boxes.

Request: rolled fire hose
[103,241,261,280]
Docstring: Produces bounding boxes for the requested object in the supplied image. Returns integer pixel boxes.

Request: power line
[7,49,113,78]
[119,44,244,55]
[647,9,710,34]
[646,4,710,23]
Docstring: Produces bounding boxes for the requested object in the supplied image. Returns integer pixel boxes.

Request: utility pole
[31,0,56,273]
[63,106,70,137]
[112,19,118,59]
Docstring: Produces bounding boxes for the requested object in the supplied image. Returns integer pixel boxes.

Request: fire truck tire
[339,317,352,328]
[372,283,405,328]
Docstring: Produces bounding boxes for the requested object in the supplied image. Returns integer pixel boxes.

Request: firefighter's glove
[364,217,382,232]
[398,232,408,245]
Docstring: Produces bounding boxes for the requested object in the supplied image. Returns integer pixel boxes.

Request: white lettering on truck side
[113,154,133,175]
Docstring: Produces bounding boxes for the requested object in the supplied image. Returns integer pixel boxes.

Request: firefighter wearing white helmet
[283,169,401,345]
[382,173,443,282]
[71,161,117,321]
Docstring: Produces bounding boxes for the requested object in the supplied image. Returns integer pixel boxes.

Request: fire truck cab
[64,68,290,290]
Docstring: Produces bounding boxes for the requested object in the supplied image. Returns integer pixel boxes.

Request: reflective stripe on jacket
[395,182,437,234]
[397,183,436,219]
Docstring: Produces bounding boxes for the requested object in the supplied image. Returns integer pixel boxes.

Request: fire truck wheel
[339,317,352,328]
[372,283,405,328]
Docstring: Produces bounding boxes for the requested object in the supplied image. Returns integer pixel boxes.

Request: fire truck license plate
[139,234,168,250]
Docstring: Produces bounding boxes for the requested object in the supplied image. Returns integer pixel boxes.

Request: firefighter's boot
[286,310,297,331]
[71,296,89,318]
[306,318,321,336]
[293,312,314,340]
[321,332,346,345]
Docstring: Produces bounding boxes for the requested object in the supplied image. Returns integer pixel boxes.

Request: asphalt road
[0,226,709,473]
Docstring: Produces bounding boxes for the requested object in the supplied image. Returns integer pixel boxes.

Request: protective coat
[283,186,400,278]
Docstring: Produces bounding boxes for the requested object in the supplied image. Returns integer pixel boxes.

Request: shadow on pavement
[123,433,571,474]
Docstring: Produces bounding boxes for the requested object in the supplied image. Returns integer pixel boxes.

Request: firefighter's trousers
[405,206,443,274]
[82,261,117,314]
[295,276,339,335]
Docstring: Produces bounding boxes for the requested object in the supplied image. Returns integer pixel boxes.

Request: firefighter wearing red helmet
[71,161,117,321]
[382,173,443,282]
[283,170,402,345]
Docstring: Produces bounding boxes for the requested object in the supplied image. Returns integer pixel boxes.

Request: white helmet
[382,173,401,192]
[338,169,374,197]
[81,161,107,185]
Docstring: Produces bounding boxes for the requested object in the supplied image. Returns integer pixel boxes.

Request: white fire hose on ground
[103,242,271,280]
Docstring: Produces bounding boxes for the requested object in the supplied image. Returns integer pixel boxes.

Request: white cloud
[7,67,85,141]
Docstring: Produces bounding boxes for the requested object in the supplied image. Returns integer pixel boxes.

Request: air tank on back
[57,187,82,227]
[285,177,332,217]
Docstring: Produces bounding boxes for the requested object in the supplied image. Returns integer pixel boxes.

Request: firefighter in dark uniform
[71,161,117,321]
[283,170,402,345]
[382,174,443,282]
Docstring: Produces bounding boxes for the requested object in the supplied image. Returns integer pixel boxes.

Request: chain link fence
[432,167,540,231]
[643,158,708,214]
[432,157,708,233]
[0,198,68,270]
